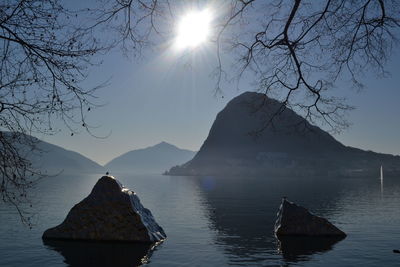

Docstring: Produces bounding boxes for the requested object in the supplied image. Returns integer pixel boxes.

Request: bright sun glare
[175,9,211,50]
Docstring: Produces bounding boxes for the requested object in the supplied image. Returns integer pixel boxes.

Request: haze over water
[1,172,399,266]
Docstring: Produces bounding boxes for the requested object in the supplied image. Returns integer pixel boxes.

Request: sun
[175,9,212,50]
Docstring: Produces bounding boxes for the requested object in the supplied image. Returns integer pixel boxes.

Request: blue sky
[38,3,400,165]
[38,45,400,165]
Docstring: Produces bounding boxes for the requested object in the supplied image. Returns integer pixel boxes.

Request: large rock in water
[43,176,166,243]
[274,198,346,237]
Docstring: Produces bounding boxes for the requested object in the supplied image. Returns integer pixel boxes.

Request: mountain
[166,92,400,176]
[104,142,196,174]
[1,132,104,174]
[32,138,105,174]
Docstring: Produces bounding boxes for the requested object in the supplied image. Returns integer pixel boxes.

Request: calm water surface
[0,172,399,266]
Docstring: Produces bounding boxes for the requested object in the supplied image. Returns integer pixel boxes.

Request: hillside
[105,142,196,174]
[166,92,400,176]
[32,138,105,174]
[1,132,104,174]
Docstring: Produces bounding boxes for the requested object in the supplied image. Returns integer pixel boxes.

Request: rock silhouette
[43,176,166,243]
[274,198,346,237]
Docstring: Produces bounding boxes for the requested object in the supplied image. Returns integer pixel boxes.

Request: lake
[0,172,399,266]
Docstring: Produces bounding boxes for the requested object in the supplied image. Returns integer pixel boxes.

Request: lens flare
[175,9,211,49]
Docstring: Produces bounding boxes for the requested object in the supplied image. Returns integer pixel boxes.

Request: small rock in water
[274,198,346,237]
[393,249,400,254]
[43,176,166,243]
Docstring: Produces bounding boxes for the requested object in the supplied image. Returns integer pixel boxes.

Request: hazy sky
[39,3,400,165]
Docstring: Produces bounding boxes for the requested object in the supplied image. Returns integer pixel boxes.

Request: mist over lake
[1,172,399,266]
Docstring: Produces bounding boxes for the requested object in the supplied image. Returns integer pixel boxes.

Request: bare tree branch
[214,0,399,132]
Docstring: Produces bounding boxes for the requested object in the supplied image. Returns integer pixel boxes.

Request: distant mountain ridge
[105,142,196,174]
[166,92,400,176]
[1,132,104,174]
[33,138,105,174]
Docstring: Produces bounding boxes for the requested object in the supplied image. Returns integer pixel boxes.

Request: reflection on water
[1,173,400,266]
[43,239,155,267]
[277,236,345,263]
[192,175,346,264]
